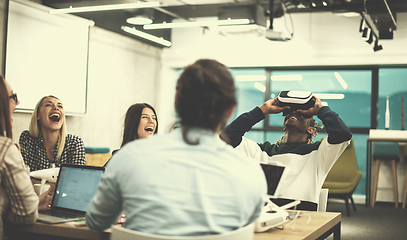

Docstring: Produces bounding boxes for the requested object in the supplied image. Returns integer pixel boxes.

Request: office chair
[111,223,255,240]
[371,142,400,208]
[85,147,111,166]
[322,139,362,216]
[317,188,329,212]
[403,143,407,209]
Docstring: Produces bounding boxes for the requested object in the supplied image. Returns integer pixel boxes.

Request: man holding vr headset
[221,90,352,211]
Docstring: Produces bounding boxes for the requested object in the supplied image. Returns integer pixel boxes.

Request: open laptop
[260,163,289,199]
[37,164,105,224]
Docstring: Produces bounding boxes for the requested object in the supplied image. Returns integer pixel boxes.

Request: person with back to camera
[220,92,352,211]
[86,59,267,236]
[19,95,85,172]
[103,103,158,167]
[0,76,53,240]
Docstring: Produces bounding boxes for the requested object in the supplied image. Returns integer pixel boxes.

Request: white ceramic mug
[33,183,50,195]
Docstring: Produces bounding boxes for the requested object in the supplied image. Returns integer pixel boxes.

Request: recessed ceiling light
[127,16,153,25]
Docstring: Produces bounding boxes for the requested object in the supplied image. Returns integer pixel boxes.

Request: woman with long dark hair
[0,76,52,239]
[104,103,158,167]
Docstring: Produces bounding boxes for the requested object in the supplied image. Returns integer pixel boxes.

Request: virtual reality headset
[277,90,315,115]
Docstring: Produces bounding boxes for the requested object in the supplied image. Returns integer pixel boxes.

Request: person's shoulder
[116,133,173,159]
[137,132,175,146]
[66,133,84,142]
[19,130,31,139]
[0,137,22,162]
[0,135,12,146]
[221,143,257,165]
[0,136,20,150]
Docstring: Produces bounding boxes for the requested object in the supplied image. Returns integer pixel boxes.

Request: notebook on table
[37,164,105,224]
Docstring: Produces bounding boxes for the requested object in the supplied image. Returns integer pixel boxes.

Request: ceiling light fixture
[254,82,266,92]
[366,33,374,44]
[270,74,303,81]
[373,39,383,52]
[341,12,360,17]
[334,72,348,89]
[127,15,153,25]
[314,93,345,99]
[143,19,251,30]
[361,12,384,51]
[235,75,266,81]
[121,26,171,47]
[49,2,160,14]
[361,27,371,41]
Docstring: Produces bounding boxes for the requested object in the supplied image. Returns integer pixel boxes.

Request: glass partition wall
[228,65,407,197]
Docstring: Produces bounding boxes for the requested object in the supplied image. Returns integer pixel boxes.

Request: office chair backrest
[111,223,255,240]
[318,188,329,212]
[325,139,359,182]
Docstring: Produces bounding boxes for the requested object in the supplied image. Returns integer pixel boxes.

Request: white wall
[11,26,163,152]
[162,12,407,68]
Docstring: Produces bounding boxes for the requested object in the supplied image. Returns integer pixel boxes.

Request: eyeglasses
[9,93,18,103]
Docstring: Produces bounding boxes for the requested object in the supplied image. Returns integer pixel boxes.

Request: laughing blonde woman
[19,95,85,171]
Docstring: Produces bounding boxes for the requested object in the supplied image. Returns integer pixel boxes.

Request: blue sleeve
[220,107,265,147]
[85,161,122,231]
[317,106,352,144]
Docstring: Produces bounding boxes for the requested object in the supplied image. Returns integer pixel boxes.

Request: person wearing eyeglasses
[104,103,158,168]
[0,76,53,240]
[86,59,267,235]
[19,95,85,172]
[220,96,352,211]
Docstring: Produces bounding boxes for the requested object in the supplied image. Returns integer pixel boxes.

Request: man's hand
[37,188,53,210]
[259,98,290,115]
[297,96,324,116]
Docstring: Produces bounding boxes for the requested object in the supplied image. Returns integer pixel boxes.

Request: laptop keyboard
[50,210,84,219]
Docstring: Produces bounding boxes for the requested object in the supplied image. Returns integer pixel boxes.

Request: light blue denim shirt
[85,128,267,236]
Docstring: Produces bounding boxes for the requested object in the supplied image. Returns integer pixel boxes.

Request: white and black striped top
[19,130,86,171]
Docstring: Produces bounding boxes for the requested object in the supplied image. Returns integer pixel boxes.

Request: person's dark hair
[121,103,158,147]
[175,59,237,145]
[0,76,12,138]
[307,118,317,143]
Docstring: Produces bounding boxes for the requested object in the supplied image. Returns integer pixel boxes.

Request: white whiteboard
[5,0,92,114]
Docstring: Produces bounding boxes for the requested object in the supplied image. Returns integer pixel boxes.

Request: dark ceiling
[37,0,407,47]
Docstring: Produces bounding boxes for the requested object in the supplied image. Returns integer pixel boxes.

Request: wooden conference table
[8,211,341,240]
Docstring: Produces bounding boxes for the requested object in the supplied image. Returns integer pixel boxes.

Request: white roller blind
[6,0,92,114]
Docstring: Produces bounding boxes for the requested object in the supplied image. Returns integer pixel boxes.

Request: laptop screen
[260,163,288,198]
[52,164,104,212]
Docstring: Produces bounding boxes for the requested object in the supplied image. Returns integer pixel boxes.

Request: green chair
[85,146,111,167]
[371,142,400,208]
[322,139,362,216]
[403,143,407,209]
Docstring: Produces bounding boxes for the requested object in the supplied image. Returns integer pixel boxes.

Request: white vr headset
[277,90,315,111]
